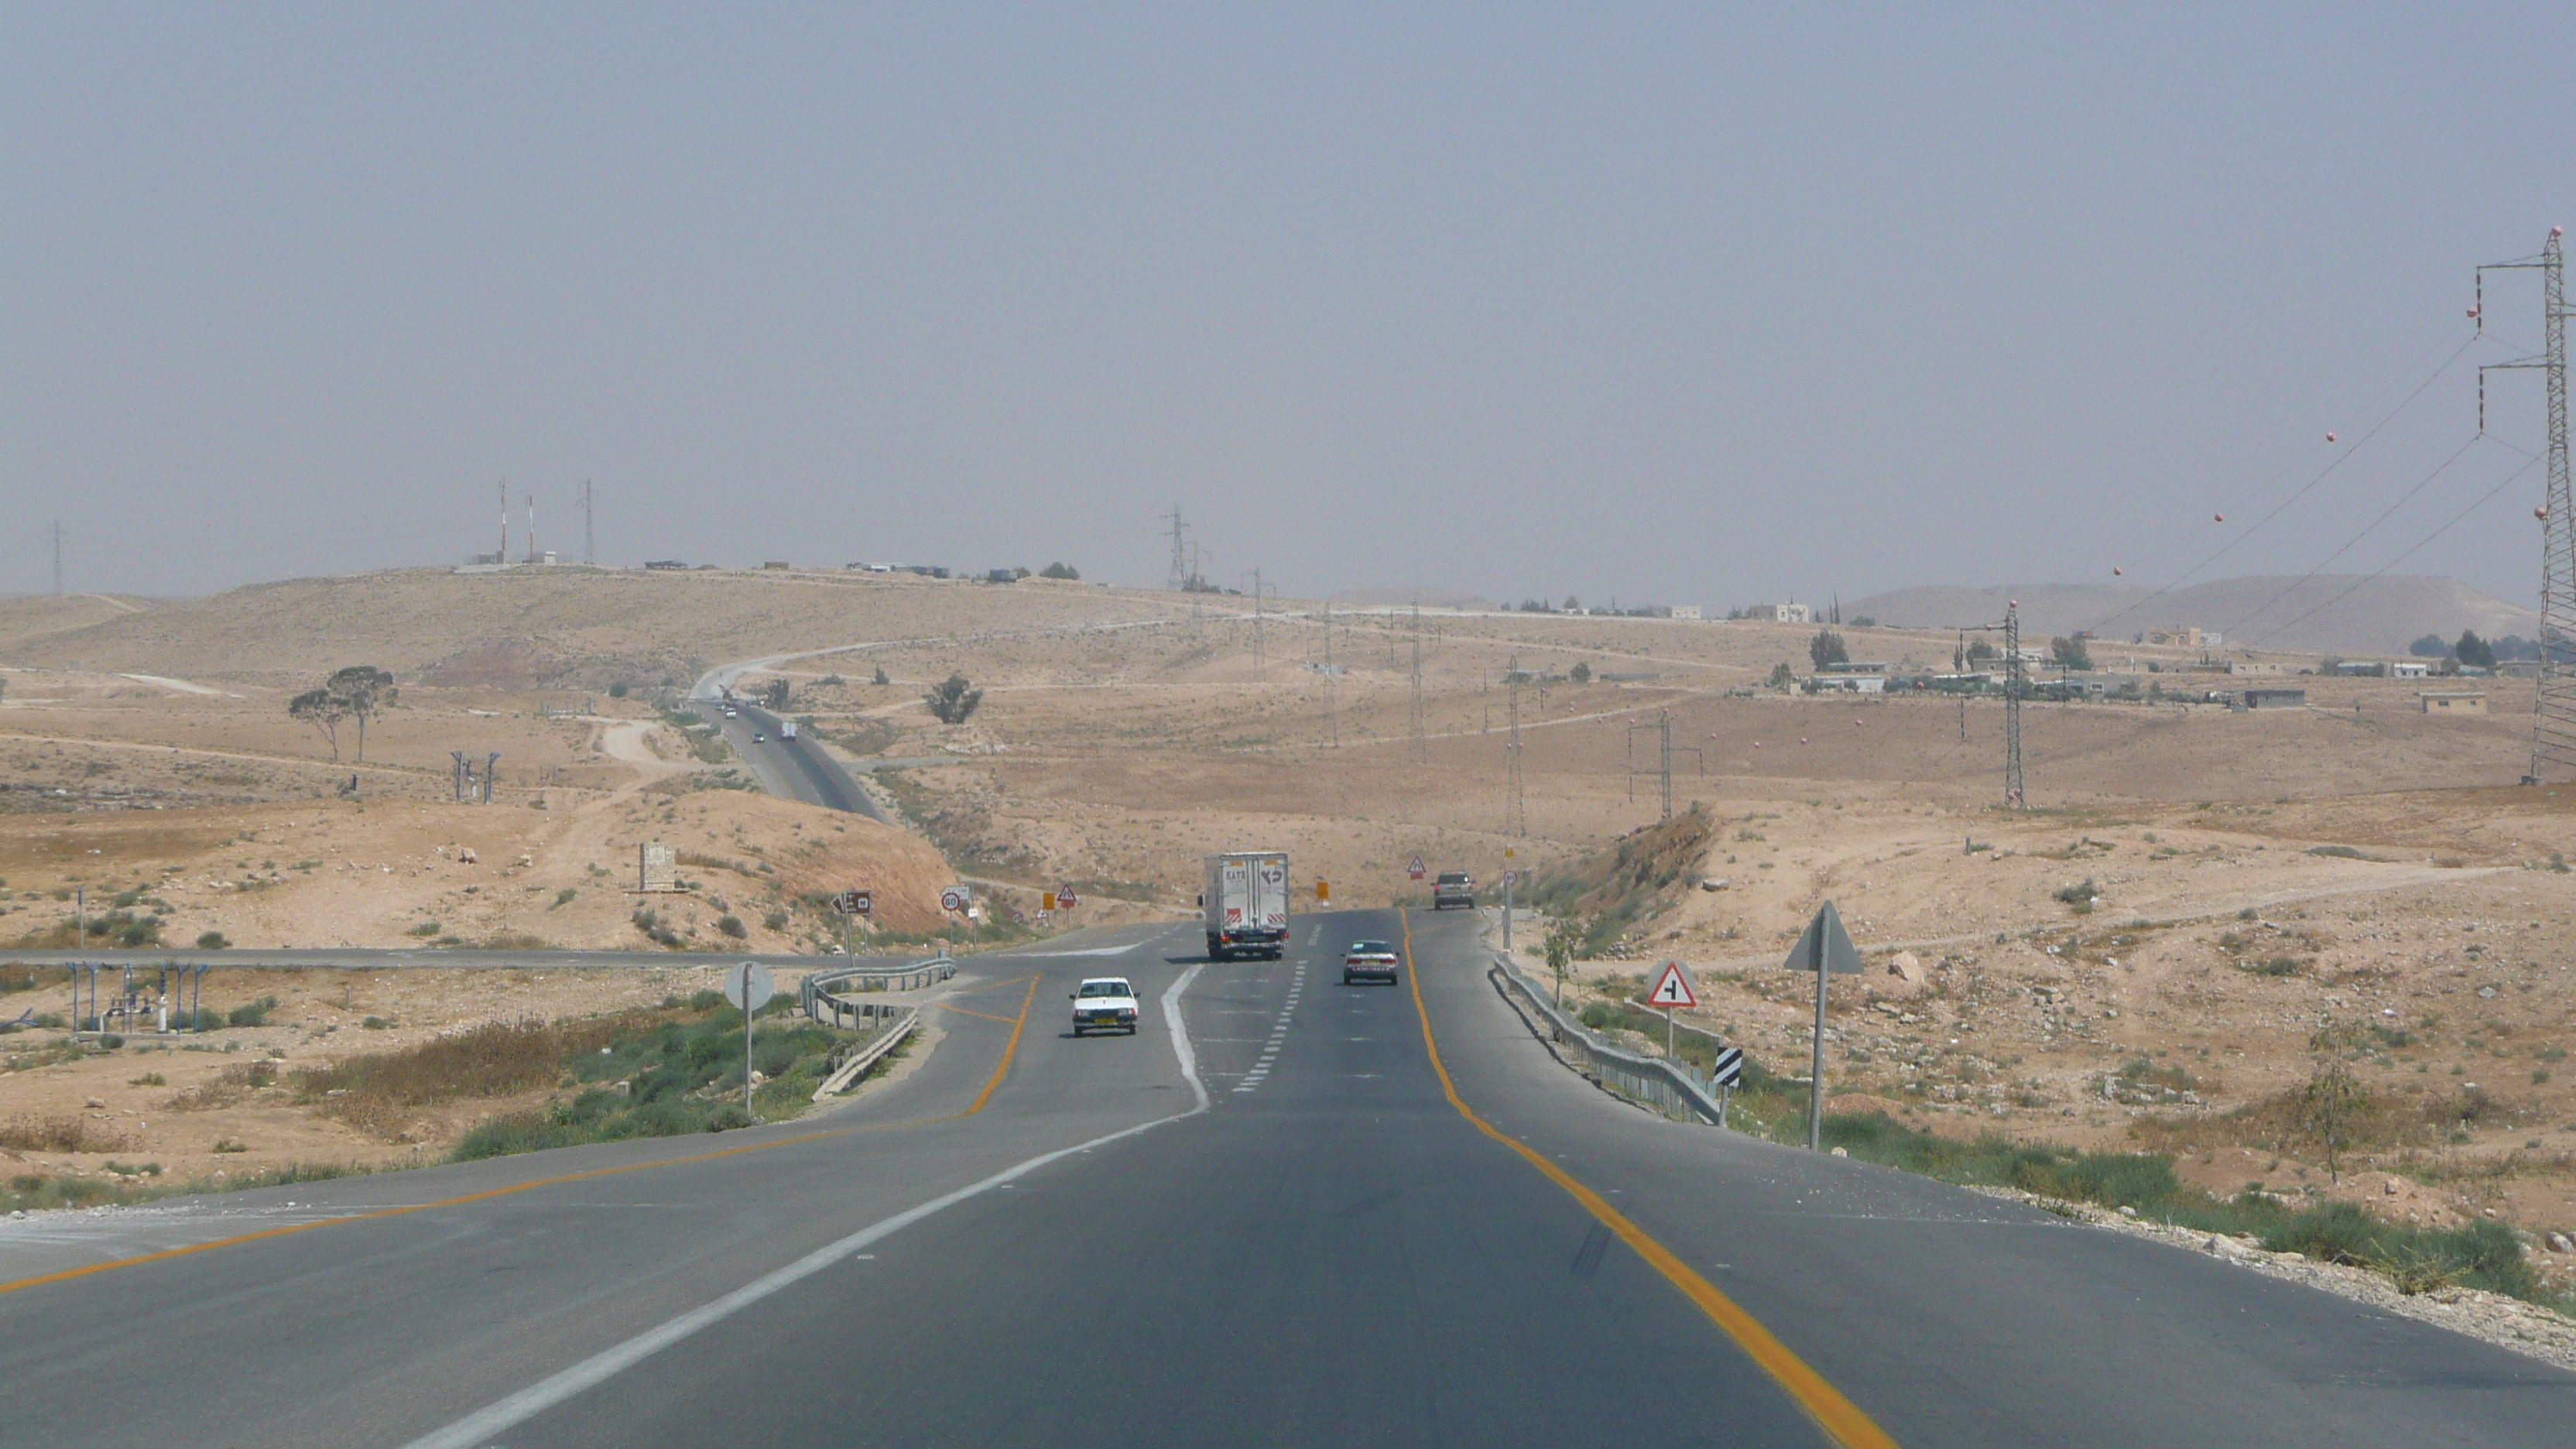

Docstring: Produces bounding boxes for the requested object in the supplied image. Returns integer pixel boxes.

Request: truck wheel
[1073,1024,1085,1036]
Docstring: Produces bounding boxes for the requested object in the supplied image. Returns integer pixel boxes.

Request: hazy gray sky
[9,5,2575,610]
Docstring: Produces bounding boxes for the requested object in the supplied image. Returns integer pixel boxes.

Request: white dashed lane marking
[1231,959,1307,1097]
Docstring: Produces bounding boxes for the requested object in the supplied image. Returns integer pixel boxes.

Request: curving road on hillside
[2,913,2566,1447]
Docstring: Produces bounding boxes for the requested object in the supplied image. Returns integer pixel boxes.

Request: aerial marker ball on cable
[2112,565,2123,576]
[2215,512,2225,522]
[2326,433,2338,443]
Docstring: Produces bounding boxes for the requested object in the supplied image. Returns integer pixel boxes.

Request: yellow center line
[1399,913,1898,1449]
[932,1004,1021,1024]
[959,972,1040,1118]
[0,969,1050,1302]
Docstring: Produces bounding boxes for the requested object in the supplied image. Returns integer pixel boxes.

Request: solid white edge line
[400,953,1211,1449]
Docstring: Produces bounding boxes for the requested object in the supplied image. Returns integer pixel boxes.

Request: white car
[1342,940,1400,985]
[1070,977,1140,1036]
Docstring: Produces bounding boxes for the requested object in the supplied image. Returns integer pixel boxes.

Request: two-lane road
[2,913,2567,1447]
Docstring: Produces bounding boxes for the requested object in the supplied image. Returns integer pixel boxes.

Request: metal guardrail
[1488,954,1726,1126]
[813,1008,919,1099]
[799,954,955,1009]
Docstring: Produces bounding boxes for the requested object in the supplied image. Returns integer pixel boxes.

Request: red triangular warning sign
[1646,961,1697,1009]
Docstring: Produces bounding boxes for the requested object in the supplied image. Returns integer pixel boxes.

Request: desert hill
[1846,574,2537,656]
[0,567,1178,687]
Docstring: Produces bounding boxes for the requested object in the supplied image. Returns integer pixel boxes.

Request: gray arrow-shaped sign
[1781,899,1863,975]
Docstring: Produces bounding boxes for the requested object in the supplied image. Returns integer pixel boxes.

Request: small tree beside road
[925,673,984,724]
[2050,635,2094,671]
[1809,629,1848,670]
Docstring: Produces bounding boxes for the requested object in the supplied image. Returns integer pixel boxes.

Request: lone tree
[2454,630,2498,670]
[2049,635,2094,671]
[924,673,984,724]
[762,678,790,709]
[1808,629,1848,670]
[1966,638,1998,664]
[1568,661,1592,684]
[872,666,891,687]
[1040,561,1080,581]
[289,665,397,761]
[1766,661,1797,690]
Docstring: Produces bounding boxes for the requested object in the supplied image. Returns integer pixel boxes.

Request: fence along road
[0,915,2567,1447]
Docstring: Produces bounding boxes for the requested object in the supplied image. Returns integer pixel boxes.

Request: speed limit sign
[940,886,969,913]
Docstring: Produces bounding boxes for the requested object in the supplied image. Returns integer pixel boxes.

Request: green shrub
[227,996,279,1029]
[195,931,230,950]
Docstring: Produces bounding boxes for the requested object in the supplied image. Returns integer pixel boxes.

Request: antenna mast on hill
[1504,656,1527,837]
[581,480,595,565]
[497,481,509,564]
[2003,601,2026,807]
[1165,507,1188,591]
[1407,601,1428,765]
[52,519,63,595]
[2480,229,2575,781]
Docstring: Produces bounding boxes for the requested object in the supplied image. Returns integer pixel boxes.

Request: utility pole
[498,480,509,564]
[1166,507,1188,591]
[2480,229,2574,780]
[581,480,595,565]
[1406,601,1427,765]
[1505,656,1526,838]
[51,520,63,595]
[2003,601,2026,808]
[525,494,537,564]
[1252,567,1265,671]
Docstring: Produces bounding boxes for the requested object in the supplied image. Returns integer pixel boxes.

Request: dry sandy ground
[5,566,2571,1272]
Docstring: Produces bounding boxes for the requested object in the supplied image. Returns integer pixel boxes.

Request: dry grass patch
[289,1017,631,1139]
[0,1114,132,1153]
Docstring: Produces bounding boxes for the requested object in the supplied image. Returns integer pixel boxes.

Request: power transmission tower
[52,520,63,595]
[1504,656,1526,837]
[2479,229,2574,781]
[2003,602,2026,807]
[581,480,595,565]
[1406,601,1427,764]
[498,480,509,564]
[1252,567,1266,670]
[1165,506,1187,591]
[1625,707,1701,820]
[1322,600,1338,748]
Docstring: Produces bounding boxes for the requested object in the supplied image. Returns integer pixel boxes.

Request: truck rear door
[1253,855,1288,932]
[1220,856,1251,930]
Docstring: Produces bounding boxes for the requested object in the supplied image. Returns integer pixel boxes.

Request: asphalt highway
[696,701,889,824]
[2,911,2567,1447]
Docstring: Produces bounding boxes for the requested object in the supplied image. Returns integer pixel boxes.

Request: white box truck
[779,720,797,741]
[1201,851,1290,961]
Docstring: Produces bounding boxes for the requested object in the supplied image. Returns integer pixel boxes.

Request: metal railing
[798,954,955,1015]
[813,1008,919,1099]
[1488,954,1725,1126]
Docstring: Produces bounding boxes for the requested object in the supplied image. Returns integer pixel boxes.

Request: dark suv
[1431,871,1476,910]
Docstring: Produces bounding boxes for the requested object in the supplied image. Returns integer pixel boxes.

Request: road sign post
[939,886,969,956]
[1501,868,1519,951]
[1057,885,1077,909]
[1407,855,1426,882]
[831,889,872,957]
[1646,961,1697,1069]
[1780,900,1862,1151]
[1711,1046,1745,1131]
[724,961,774,1122]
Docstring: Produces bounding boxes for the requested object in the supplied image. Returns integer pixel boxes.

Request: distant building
[1749,602,1814,624]
[1818,661,1888,674]
[1806,673,1885,694]
[2142,626,2210,648]
[762,560,792,570]
[1668,605,1703,620]
[2332,660,2389,677]
[2389,660,2431,679]
[2420,691,2487,715]
[2241,687,2308,709]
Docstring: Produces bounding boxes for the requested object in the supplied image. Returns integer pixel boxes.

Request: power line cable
[2091,329,2482,638]
[2246,453,2542,648]
[2218,430,2490,639]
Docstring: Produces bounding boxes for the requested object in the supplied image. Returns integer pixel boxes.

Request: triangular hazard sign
[1407,856,1427,879]
[1646,961,1697,1009]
